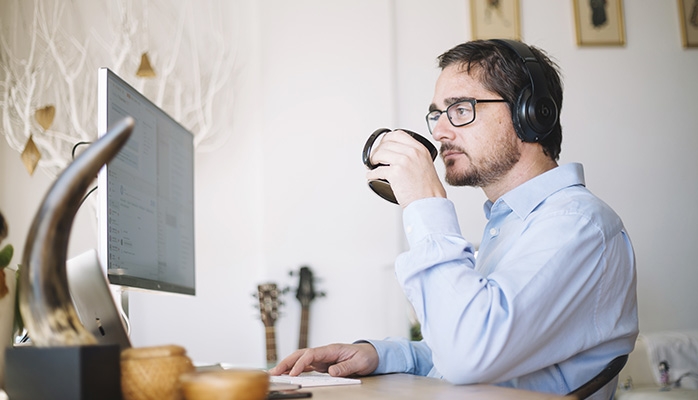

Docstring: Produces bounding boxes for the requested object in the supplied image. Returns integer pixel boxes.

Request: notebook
[269,372,361,387]
[66,249,132,350]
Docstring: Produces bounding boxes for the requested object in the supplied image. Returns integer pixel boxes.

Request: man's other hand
[268,343,379,377]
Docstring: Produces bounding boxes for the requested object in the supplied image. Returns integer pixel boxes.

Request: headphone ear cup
[512,85,557,143]
[527,95,557,139]
[512,86,535,142]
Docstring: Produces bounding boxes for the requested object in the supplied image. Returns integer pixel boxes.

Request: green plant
[0,210,13,297]
[410,322,423,341]
[0,244,12,270]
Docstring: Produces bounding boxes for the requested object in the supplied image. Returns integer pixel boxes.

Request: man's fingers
[328,343,378,377]
[271,347,329,376]
[327,361,353,377]
[369,130,426,168]
[289,351,314,376]
[288,347,331,376]
[269,350,305,375]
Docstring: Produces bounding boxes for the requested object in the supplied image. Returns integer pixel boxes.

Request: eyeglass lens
[426,100,475,134]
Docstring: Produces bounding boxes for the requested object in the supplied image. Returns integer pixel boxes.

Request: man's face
[430,65,521,188]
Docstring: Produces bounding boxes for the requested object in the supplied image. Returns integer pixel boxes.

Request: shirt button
[489,228,498,236]
[406,225,413,234]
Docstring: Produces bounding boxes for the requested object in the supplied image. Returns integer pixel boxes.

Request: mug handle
[362,128,437,170]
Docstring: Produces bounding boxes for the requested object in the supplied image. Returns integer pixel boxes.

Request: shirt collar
[484,163,586,220]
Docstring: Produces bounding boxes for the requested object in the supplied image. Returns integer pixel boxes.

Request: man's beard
[442,139,521,187]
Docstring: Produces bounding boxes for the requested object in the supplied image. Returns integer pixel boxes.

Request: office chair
[567,355,628,399]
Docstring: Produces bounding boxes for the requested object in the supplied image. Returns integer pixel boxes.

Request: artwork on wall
[678,0,698,48]
[573,0,626,46]
[470,0,520,41]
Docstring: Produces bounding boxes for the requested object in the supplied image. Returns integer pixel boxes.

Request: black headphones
[491,39,559,143]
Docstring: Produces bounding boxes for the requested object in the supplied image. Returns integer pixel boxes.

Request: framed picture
[470,0,521,41]
[573,0,626,46]
[678,0,698,48]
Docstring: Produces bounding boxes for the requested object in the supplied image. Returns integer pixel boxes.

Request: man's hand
[366,130,446,207]
[268,343,379,377]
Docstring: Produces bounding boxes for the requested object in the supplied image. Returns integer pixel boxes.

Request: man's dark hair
[437,40,563,161]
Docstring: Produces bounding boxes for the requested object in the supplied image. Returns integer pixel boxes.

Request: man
[270,39,638,398]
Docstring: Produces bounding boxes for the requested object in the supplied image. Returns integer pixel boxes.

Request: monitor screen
[97,67,195,295]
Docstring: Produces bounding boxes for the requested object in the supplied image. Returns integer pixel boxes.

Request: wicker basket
[121,344,195,400]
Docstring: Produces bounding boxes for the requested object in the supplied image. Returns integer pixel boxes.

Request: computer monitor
[97,67,196,295]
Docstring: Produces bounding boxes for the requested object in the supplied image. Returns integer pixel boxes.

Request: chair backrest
[568,355,628,399]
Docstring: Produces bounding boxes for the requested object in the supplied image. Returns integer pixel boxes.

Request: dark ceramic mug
[362,128,438,204]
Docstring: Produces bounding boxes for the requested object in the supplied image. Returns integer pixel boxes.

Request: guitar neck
[265,325,277,368]
[299,305,310,349]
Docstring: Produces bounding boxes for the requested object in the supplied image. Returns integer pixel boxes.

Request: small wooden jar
[179,369,269,400]
[121,344,195,400]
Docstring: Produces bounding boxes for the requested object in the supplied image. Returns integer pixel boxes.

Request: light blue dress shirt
[365,163,638,398]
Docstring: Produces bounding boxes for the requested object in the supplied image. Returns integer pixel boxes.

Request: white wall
[1,0,697,368]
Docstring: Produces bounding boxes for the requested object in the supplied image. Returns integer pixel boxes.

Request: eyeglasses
[425,98,508,134]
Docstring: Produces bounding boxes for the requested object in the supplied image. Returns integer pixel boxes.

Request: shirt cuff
[355,338,432,375]
[402,197,462,247]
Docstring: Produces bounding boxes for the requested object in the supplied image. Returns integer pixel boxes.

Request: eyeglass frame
[425,98,508,134]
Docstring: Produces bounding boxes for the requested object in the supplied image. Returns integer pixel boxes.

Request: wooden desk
[302,373,573,399]
[0,375,573,400]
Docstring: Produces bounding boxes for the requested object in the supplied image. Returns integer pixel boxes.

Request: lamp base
[4,344,122,400]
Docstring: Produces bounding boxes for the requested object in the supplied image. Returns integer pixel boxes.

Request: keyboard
[269,372,361,387]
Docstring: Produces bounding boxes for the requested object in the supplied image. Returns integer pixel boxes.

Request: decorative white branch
[0,0,239,177]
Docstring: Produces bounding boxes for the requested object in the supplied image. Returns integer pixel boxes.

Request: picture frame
[470,0,521,41]
[573,0,626,46]
[678,0,698,48]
